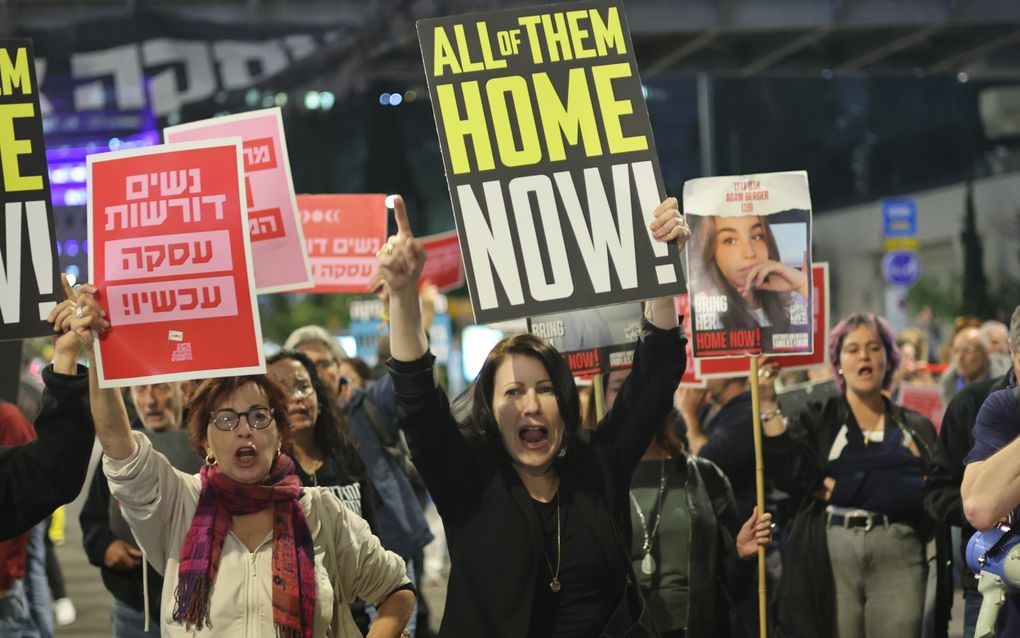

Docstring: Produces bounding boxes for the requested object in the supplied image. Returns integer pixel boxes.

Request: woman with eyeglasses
[51,286,414,637]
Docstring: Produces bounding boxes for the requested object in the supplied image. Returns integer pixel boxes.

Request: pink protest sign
[420,230,464,293]
[88,139,264,387]
[295,194,387,294]
[164,108,312,293]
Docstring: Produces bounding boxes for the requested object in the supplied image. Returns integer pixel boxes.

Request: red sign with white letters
[88,139,264,387]
[296,194,387,294]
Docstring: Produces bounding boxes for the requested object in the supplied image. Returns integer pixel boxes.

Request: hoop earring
[205,454,217,466]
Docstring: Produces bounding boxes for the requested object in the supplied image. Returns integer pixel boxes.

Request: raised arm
[378,195,428,363]
[67,286,135,461]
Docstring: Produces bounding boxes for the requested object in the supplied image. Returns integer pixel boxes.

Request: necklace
[542,494,562,593]
[628,459,669,575]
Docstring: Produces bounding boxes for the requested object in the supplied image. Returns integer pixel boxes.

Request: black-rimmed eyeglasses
[209,407,275,432]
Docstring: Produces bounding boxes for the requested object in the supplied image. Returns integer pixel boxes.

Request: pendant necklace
[628,459,669,575]
[542,494,562,592]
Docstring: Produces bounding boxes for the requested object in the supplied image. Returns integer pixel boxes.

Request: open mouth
[518,425,549,451]
[857,365,875,379]
[235,445,258,466]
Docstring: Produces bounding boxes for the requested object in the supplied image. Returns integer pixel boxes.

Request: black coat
[0,365,93,541]
[767,395,952,638]
[390,323,686,638]
[670,454,756,638]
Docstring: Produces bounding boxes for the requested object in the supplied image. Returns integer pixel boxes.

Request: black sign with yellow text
[0,39,61,340]
[418,1,684,324]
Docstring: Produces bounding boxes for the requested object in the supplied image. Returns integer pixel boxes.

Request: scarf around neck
[173,453,316,638]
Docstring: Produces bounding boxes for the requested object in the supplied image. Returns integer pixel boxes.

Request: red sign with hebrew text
[88,139,264,388]
[296,194,387,294]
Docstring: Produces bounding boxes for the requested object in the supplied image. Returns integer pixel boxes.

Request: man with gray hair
[940,326,1010,409]
[924,306,1020,638]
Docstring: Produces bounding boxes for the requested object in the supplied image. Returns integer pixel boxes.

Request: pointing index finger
[60,273,75,301]
[392,195,412,238]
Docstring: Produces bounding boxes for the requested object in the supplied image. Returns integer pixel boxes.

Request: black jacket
[669,454,756,638]
[698,391,756,521]
[391,322,685,638]
[767,395,952,638]
[0,365,93,541]
[924,370,1014,593]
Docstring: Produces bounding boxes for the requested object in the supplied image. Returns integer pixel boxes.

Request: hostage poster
[683,171,813,358]
[418,1,684,324]
[0,39,62,340]
[528,301,643,376]
[88,139,265,387]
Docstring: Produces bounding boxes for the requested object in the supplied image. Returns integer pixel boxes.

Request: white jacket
[105,432,409,637]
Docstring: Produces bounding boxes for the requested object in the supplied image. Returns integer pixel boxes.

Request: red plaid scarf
[173,454,316,638]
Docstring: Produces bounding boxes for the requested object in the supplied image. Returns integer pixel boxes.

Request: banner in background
[418,1,683,323]
[296,194,386,294]
[0,39,62,340]
[420,230,464,293]
[698,262,830,378]
[349,297,386,366]
[528,302,643,376]
[165,108,312,293]
[89,139,264,386]
[684,171,813,358]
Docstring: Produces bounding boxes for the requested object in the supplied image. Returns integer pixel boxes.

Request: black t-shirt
[293,449,376,529]
[527,489,621,638]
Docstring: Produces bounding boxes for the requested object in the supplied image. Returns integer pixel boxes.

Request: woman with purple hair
[759,312,948,638]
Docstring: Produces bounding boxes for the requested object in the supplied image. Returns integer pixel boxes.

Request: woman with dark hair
[691,214,808,331]
[267,349,374,522]
[52,288,414,637]
[378,195,689,637]
[602,370,773,638]
[762,312,949,638]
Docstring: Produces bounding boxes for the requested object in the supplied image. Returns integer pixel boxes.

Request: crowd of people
[1,194,1018,638]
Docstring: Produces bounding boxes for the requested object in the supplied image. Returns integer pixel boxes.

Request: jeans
[0,580,31,638]
[963,587,982,638]
[23,523,52,638]
[111,599,160,638]
[366,559,417,636]
[827,522,926,638]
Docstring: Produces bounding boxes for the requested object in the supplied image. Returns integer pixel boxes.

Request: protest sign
[420,230,464,293]
[899,385,944,433]
[88,139,264,387]
[296,194,387,294]
[164,108,312,293]
[684,171,813,358]
[349,297,386,366]
[528,302,643,376]
[674,294,706,387]
[698,262,830,378]
[418,1,683,324]
[0,40,62,340]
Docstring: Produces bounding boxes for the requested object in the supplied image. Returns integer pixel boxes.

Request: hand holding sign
[649,197,691,248]
[49,276,108,363]
[376,196,426,295]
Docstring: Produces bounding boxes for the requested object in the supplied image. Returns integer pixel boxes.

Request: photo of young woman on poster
[690,212,810,332]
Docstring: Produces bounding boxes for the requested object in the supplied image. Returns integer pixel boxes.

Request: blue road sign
[883,251,921,287]
[883,199,918,237]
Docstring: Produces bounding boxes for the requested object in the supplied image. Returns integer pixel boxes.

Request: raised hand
[48,276,109,368]
[376,195,426,295]
[736,507,773,559]
[649,197,691,249]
